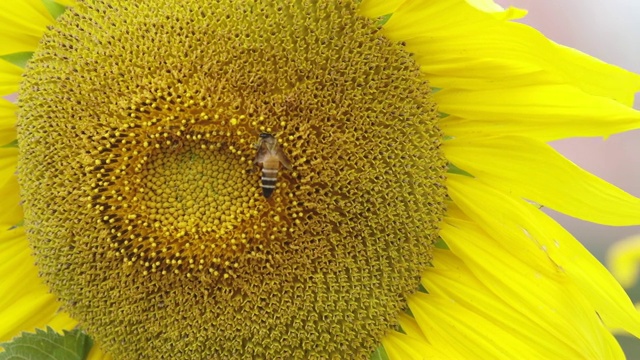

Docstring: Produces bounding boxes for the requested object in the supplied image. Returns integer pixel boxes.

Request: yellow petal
[438,85,640,141]
[0,227,41,310]
[0,295,59,342]
[0,227,71,342]
[0,148,22,227]
[397,312,428,343]
[516,197,640,340]
[447,174,640,337]
[416,27,639,105]
[0,59,23,96]
[464,1,527,21]
[87,343,113,360]
[465,0,506,13]
[435,223,623,358]
[0,0,56,55]
[54,0,76,7]
[464,0,503,13]
[607,235,640,289]
[382,0,640,106]
[382,0,493,41]
[382,330,451,360]
[444,135,640,225]
[413,287,610,360]
[358,0,404,18]
[47,312,78,334]
[0,99,17,147]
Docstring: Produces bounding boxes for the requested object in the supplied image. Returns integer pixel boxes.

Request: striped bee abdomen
[261,168,278,198]
[254,133,291,199]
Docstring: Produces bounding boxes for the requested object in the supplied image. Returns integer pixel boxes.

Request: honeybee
[254,133,292,198]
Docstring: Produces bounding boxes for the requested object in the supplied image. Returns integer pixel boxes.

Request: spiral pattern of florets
[17,0,447,358]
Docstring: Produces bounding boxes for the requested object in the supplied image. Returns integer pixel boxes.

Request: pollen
[16,0,447,359]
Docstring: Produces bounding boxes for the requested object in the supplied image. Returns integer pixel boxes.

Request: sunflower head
[16,0,446,357]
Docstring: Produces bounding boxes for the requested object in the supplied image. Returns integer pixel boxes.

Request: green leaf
[0,327,93,360]
[370,345,390,360]
[0,52,33,68]
[41,0,68,20]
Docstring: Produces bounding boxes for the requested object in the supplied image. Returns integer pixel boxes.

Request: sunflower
[2,0,640,359]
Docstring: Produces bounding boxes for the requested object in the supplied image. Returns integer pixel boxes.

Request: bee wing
[254,143,269,164]
[276,148,292,170]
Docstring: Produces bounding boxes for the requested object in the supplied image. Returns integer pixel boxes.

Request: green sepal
[42,0,68,20]
[404,306,414,317]
[371,344,390,360]
[1,139,18,148]
[434,237,449,250]
[8,219,24,230]
[0,327,93,360]
[417,282,429,294]
[377,13,392,26]
[0,52,33,68]
[447,162,474,177]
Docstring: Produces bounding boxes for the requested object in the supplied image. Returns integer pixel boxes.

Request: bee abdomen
[261,168,278,198]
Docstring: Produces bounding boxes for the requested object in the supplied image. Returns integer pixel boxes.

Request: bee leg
[247,162,261,175]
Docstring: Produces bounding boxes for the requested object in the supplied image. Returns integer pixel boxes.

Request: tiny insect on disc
[253,133,292,198]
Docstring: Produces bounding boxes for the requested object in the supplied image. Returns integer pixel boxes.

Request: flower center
[17,0,447,358]
[89,117,289,279]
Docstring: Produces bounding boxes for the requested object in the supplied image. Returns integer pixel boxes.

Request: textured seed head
[17,0,447,358]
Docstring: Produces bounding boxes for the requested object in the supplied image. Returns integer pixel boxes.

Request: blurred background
[495,0,640,356]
